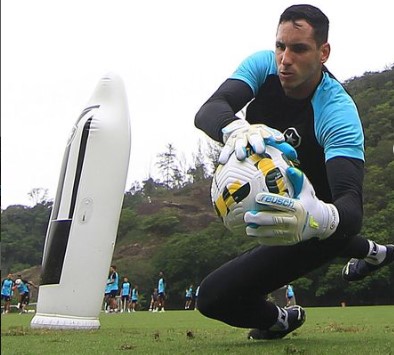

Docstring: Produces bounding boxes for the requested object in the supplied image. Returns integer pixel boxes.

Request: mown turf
[1,306,393,354]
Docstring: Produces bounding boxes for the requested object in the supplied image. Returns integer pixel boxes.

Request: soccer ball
[15,279,22,285]
[211,145,295,235]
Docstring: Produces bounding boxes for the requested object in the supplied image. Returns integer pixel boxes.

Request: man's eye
[276,43,285,50]
[292,45,308,53]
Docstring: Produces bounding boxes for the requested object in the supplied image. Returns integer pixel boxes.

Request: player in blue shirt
[14,275,38,314]
[157,271,166,312]
[131,285,139,312]
[184,285,193,310]
[120,277,131,313]
[195,4,393,340]
[1,274,14,314]
[149,288,159,312]
[106,265,119,312]
[286,285,295,307]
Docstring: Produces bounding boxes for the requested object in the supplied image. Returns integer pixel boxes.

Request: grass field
[1,306,393,354]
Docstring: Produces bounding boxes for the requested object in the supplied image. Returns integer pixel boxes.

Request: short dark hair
[279,4,329,46]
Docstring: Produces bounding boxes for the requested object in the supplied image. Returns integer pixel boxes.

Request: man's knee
[196,284,220,319]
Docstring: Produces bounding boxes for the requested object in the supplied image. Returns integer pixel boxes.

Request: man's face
[275,20,330,99]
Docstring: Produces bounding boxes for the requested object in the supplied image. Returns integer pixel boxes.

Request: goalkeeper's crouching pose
[194,4,393,340]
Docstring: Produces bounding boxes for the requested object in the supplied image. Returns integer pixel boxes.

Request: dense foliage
[2,68,393,308]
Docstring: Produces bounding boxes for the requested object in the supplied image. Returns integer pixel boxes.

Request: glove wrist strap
[319,203,340,240]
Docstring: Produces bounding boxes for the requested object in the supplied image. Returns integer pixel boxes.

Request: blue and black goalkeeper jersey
[158,278,165,294]
[109,272,119,292]
[131,288,138,301]
[121,282,131,296]
[1,279,13,297]
[195,50,365,237]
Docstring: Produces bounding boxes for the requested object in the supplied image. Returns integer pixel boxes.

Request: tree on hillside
[156,143,184,189]
[188,140,208,183]
[205,139,222,173]
[28,188,49,206]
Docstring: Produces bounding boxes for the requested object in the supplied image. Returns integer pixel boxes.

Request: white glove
[244,167,339,245]
[218,120,286,165]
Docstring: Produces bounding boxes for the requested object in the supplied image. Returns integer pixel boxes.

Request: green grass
[1,306,393,354]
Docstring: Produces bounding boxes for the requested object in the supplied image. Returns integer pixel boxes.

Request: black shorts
[20,293,30,305]
[1,294,11,302]
[109,290,118,298]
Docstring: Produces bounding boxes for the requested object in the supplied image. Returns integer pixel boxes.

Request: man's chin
[281,82,306,99]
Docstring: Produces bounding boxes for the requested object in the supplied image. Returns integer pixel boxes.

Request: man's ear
[321,42,330,64]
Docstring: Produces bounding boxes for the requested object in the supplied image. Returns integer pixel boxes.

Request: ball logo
[213,181,251,218]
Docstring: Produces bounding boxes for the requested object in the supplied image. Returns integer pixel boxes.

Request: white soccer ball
[211,145,295,235]
[15,279,22,285]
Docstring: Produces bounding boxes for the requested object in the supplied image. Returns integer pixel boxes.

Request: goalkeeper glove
[244,167,339,245]
[218,120,288,165]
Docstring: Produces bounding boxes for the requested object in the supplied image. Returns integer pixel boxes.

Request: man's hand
[244,167,339,245]
[218,120,287,164]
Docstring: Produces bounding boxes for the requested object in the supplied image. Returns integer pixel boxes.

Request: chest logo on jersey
[284,127,301,148]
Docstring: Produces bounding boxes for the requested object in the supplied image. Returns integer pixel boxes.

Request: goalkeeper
[194,4,393,340]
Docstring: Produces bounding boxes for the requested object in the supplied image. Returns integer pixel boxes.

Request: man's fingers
[234,135,248,160]
[244,210,297,228]
[244,210,278,226]
[244,210,299,243]
[286,167,305,197]
[218,144,234,164]
[219,123,289,165]
[267,140,298,161]
[248,132,265,155]
[261,125,285,141]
